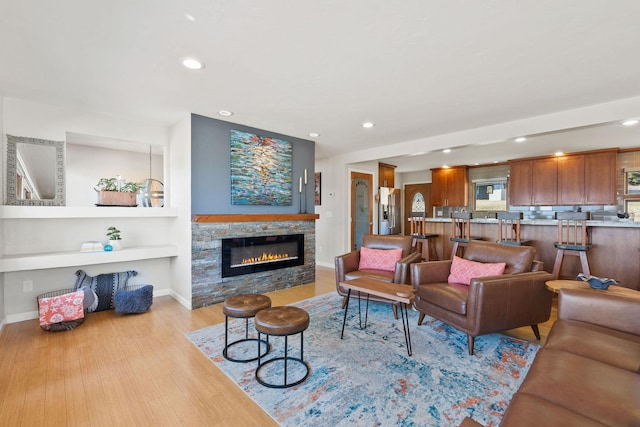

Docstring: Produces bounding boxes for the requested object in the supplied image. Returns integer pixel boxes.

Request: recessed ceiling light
[309,132,320,138]
[555,151,564,156]
[493,160,499,163]
[181,58,205,70]
[515,137,527,142]
[473,163,480,166]
[443,148,451,153]
[185,13,195,22]
[362,122,375,128]
[622,119,639,126]
[408,152,425,157]
[218,110,233,117]
[442,165,449,169]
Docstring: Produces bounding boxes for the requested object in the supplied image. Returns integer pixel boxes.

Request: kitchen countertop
[423,217,640,228]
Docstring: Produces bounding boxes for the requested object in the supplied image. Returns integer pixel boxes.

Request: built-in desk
[420,218,640,290]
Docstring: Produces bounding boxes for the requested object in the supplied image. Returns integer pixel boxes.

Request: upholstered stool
[222,294,272,363]
[254,306,310,388]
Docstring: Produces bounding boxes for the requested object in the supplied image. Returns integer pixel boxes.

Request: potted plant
[95,177,142,206]
[106,226,123,250]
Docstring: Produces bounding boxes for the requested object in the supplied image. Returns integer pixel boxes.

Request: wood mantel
[192,213,320,223]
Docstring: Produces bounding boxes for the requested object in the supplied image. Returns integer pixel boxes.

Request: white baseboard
[316,261,334,268]
[3,289,186,325]
[169,289,192,310]
[7,310,39,323]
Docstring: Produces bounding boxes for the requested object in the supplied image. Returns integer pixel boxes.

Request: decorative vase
[109,239,123,251]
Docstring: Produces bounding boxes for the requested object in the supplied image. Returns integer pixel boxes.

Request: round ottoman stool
[222,294,272,363]
[254,306,310,388]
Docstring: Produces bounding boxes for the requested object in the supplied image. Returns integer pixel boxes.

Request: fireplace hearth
[222,234,304,278]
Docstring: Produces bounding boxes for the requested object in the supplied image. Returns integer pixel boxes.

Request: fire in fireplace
[222,234,304,277]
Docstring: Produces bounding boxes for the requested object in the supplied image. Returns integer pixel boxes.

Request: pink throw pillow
[448,256,506,285]
[358,247,403,272]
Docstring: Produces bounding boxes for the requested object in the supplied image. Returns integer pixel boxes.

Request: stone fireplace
[191,214,318,308]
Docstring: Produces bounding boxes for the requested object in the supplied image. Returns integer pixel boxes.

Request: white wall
[66,143,163,207]
[167,115,192,309]
[1,98,183,322]
[0,95,5,329]
[313,96,640,266]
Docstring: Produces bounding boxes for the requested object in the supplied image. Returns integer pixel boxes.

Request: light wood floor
[0,266,556,426]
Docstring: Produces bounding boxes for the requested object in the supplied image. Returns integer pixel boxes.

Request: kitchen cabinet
[509,158,557,205]
[532,157,558,205]
[558,150,617,205]
[431,166,468,206]
[510,150,617,206]
[508,160,533,206]
[378,162,396,188]
[584,150,617,204]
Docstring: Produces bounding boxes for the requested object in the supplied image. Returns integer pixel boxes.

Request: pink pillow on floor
[358,247,403,272]
[448,256,506,285]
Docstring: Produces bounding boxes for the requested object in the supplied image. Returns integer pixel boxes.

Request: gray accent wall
[191,114,315,214]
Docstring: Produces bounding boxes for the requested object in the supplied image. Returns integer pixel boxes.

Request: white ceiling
[1,1,640,172]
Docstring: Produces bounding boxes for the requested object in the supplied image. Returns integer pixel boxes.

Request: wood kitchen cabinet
[379,162,396,188]
[532,157,558,205]
[431,166,468,206]
[510,149,617,206]
[558,150,617,205]
[508,160,533,206]
[509,158,557,205]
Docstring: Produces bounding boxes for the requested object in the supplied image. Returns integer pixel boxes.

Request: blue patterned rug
[187,293,539,426]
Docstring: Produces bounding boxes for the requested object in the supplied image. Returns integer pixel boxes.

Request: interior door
[404,183,431,234]
[351,171,373,250]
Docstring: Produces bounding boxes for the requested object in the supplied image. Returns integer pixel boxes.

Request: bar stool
[409,212,438,261]
[255,306,310,388]
[552,212,592,280]
[450,212,481,258]
[222,294,272,363]
[497,212,530,245]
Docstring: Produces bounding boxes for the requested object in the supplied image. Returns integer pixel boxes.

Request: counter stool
[254,306,310,388]
[552,212,592,280]
[409,211,439,261]
[450,212,482,258]
[222,294,272,363]
[497,212,530,245]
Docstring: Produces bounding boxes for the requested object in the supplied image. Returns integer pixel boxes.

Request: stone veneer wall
[191,220,316,308]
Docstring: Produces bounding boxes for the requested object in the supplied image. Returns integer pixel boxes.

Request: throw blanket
[39,290,85,327]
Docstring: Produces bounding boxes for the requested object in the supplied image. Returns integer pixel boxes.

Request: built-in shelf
[0,245,178,273]
[0,206,179,219]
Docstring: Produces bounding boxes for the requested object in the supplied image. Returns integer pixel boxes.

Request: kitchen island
[418,217,640,290]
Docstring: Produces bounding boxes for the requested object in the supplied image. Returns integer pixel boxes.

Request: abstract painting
[230,130,292,205]
[314,172,321,205]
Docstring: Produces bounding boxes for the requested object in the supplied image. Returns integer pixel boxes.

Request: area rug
[187,293,539,426]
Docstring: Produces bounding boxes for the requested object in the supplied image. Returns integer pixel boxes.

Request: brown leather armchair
[411,240,554,355]
[335,234,422,318]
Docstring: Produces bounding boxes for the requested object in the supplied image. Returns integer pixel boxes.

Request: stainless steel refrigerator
[379,187,402,235]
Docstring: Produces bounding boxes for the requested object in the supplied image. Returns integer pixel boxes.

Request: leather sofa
[461,288,640,426]
[411,240,554,355]
[335,234,422,318]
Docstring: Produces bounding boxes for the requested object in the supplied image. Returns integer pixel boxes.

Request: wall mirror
[5,134,65,206]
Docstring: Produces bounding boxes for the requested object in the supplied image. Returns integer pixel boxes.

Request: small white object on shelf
[80,241,104,253]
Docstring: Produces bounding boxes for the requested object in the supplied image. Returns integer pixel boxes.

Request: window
[626,171,640,195]
[411,193,425,213]
[473,179,507,211]
[625,200,640,221]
